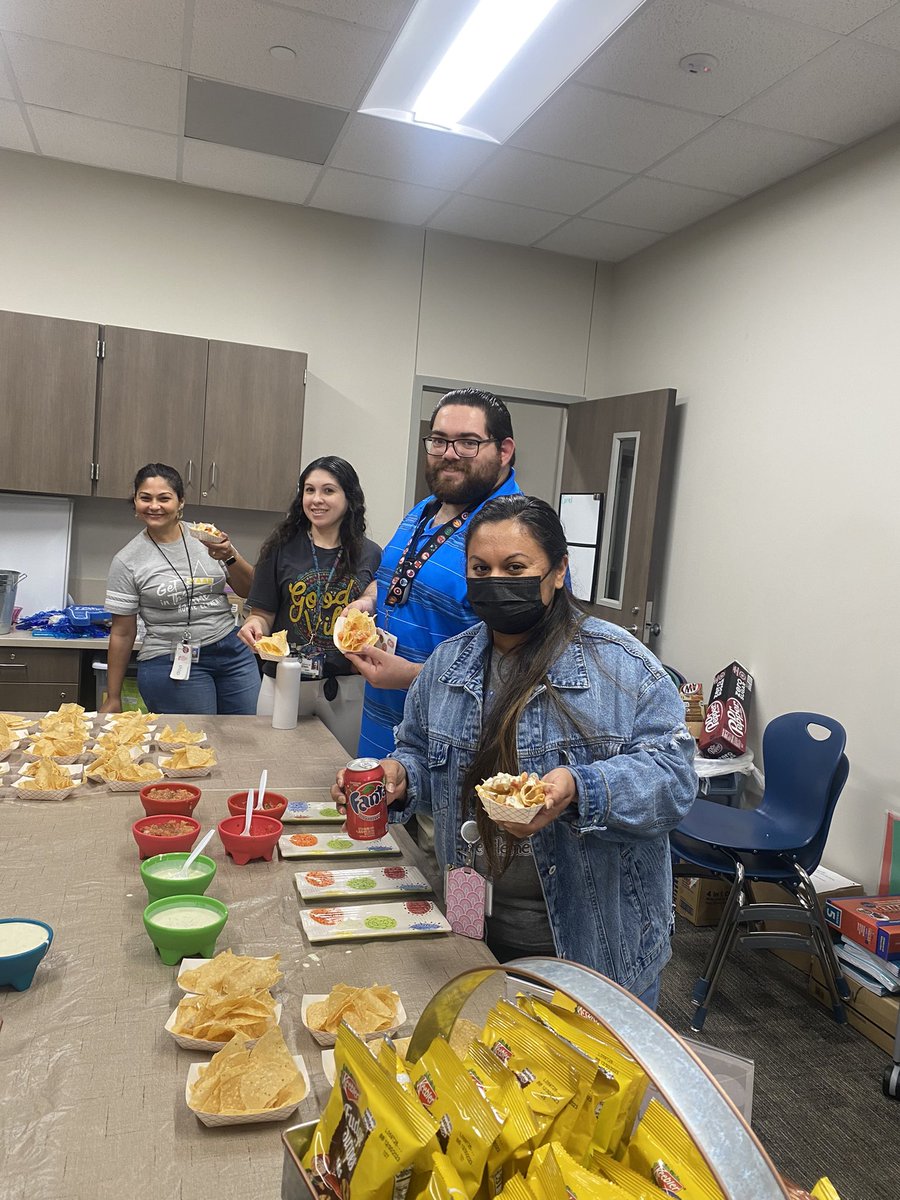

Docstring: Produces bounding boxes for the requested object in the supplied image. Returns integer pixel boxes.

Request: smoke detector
[679,53,718,75]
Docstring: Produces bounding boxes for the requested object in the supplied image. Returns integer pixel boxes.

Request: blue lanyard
[306,535,343,644]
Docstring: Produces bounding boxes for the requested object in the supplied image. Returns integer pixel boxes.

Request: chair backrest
[757,712,848,852]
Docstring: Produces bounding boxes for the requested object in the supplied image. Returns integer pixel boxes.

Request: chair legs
[793,863,849,1019]
[690,860,746,1033]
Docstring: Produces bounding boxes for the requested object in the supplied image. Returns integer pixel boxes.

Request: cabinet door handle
[210,461,218,489]
[186,459,194,487]
[0,662,27,670]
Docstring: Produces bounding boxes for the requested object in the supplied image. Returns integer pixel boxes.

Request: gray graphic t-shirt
[105,530,235,660]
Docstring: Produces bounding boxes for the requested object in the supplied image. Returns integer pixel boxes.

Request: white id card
[170,640,193,680]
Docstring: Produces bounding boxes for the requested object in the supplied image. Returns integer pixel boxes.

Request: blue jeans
[137,630,261,715]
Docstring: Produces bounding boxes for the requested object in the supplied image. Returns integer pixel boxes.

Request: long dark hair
[461,495,586,875]
[257,456,368,576]
[132,463,184,504]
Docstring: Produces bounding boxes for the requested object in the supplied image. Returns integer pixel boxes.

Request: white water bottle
[272,658,301,730]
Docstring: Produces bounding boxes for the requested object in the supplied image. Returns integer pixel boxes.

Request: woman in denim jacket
[340,496,697,1007]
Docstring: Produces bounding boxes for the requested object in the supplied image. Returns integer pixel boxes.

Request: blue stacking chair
[671,712,850,1033]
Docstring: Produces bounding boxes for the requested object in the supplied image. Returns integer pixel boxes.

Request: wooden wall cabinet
[0,310,99,496]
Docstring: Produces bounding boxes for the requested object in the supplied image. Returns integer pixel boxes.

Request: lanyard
[150,526,196,630]
[306,535,343,644]
[385,500,475,609]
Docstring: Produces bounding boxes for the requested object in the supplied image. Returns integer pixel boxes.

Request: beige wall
[598,123,900,890]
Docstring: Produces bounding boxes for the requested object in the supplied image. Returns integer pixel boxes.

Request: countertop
[0,629,114,651]
[0,712,495,1200]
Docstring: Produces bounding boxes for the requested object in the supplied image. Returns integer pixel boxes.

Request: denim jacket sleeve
[566,673,697,839]
[386,666,433,823]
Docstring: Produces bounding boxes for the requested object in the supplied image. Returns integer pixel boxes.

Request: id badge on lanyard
[170,633,200,679]
[299,649,325,679]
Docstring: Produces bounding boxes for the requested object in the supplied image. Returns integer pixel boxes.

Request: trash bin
[0,569,27,635]
[92,659,143,710]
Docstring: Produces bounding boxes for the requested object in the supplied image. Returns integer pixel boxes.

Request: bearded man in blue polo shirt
[347,389,520,760]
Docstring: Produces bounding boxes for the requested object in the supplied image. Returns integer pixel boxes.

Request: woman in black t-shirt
[239,457,381,694]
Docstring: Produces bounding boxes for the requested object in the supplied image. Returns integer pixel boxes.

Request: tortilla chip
[19,758,74,790]
[189,1028,305,1115]
[179,950,282,997]
[335,609,378,654]
[87,747,162,783]
[256,629,289,657]
[173,989,277,1042]
[476,771,546,810]
[158,721,206,745]
[162,745,216,770]
[306,984,400,1036]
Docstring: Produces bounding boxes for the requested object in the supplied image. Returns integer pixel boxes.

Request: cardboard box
[698,661,753,759]
[809,958,899,1056]
[675,875,732,927]
[750,867,865,972]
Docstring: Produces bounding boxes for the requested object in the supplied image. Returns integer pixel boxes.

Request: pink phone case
[445,866,487,939]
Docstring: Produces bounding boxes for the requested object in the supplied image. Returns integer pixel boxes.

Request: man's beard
[426,454,502,507]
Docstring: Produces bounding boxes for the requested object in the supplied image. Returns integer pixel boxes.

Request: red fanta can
[343,758,388,841]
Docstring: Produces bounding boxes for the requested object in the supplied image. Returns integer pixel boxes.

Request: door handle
[210,461,218,489]
[626,625,639,634]
[186,459,194,487]
[645,622,661,637]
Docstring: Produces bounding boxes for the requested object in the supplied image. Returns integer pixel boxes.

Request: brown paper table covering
[0,713,495,1200]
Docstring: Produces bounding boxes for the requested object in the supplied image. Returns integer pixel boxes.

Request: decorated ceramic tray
[278,831,401,859]
[294,864,431,901]
[298,899,451,943]
[281,800,344,824]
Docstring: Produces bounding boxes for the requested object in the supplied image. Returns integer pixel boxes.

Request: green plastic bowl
[143,895,228,965]
[139,852,217,902]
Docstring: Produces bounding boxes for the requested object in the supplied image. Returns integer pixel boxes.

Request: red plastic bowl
[132,814,201,860]
[217,814,283,866]
[225,790,288,821]
[139,782,202,818]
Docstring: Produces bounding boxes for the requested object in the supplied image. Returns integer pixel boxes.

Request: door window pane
[598,433,639,606]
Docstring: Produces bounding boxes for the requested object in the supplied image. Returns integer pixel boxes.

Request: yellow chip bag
[408,1152,471,1200]
[464,1040,538,1197]
[303,1024,438,1200]
[587,1154,664,1199]
[178,950,282,996]
[622,1100,725,1200]
[162,745,216,769]
[257,629,290,657]
[527,1143,627,1200]
[159,721,207,745]
[498,1178,538,1200]
[410,1036,503,1195]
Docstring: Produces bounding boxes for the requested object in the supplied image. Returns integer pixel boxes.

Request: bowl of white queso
[143,896,227,965]
[140,852,217,902]
[0,918,54,991]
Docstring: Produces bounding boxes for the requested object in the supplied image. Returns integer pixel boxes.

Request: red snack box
[698,661,753,759]
[824,894,900,961]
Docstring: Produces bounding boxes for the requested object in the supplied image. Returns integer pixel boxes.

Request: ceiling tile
[734,37,900,145]
[0,0,186,69]
[0,98,32,151]
[728,0,896,37]
[462,147,630,215]
[649,118,838,194]
[577,0,836,116]
[510,83,715,174]
[266,0,415,32]
[855,3,900,50]
[0,52,16,101]
[426,195,566,247]
[582,175,738,232]
[535,218,665,262]
[28,106,178,177]
[309,168,448,224]
[182,138,322,203]
[5,34,181,132]
[331,113,495,189]
[191,0,386,109]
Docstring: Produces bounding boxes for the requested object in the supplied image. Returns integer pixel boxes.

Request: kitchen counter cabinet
[0,642,82,709]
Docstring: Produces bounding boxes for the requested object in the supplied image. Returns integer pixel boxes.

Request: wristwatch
[222,554,237,567]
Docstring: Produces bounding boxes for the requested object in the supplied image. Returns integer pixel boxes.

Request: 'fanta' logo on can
[348,780,386,822]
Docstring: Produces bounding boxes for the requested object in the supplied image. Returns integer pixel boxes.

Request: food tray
[185,1054,309,1127]
[177,955,282,994]
[187,524,226,546]
[11,779,81,801]
[300,993,405,1047]
[0,742,21,762]
[158,754,215,779]
[278,831,401,859]
[298,899,451,943]
[22,746,89,765]
[157,735,209,751]
[294,864,431,901]
[282,800,344,824]
[478,792,544,826]
[165,1001,283,1051]
[258,649,293,663]
[101,720,157,734]
[332,615,396,655]
[104,774,164,792]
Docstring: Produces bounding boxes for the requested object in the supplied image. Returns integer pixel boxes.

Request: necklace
[149,526,196,628]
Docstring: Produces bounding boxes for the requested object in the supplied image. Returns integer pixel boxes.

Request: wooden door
[561,389,676,644]
[0,310,98,496]
[95,327,208,500]
[201,341,306,512]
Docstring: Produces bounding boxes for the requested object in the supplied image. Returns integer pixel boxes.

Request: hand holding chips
[256,629,290,658]
[334,609,379,654]
[187,1028,307,1119]
[178,950,282,996]
[476,771,547,826]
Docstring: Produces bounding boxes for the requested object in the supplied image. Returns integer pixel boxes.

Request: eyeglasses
[423,435,497,458]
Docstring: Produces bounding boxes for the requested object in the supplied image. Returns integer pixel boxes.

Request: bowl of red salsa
[225,790,288,821]
[132,814,201,859]
[140,782,201,818]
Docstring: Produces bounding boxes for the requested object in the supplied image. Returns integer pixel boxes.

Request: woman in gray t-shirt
[101,463,260,715]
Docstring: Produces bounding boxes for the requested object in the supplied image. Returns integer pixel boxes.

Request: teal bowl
[140,852,217,902]
[143,895,228,965]
[0,918,54,991]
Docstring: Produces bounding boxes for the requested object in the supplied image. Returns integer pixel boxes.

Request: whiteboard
[559,493,602,545]
[568,545,598,603]
[0,494,73,617]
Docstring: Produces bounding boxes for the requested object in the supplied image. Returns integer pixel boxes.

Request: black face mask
[466,575,550,635]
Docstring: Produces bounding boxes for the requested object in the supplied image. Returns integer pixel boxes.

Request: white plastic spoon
[177,827,215,877]
[243,789,255,836]
[255,769,268,811]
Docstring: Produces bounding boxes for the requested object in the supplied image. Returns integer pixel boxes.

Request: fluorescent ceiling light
[360,0,650,143]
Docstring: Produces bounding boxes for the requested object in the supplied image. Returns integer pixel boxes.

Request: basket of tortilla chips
[13,758,82,801]
[87,747,164,790]
[22,732,89,764]
[0,716,22,761]
[301,983,404,1047]
[160,745,217,778]
[256,629,291,662]
[333,610,380,654]
[185,1027,309,1126]
[166,987,282,1051]
[476,770,548,826]
[177,950,283,996]
[187,521,227,546]
[157,721,209,750]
